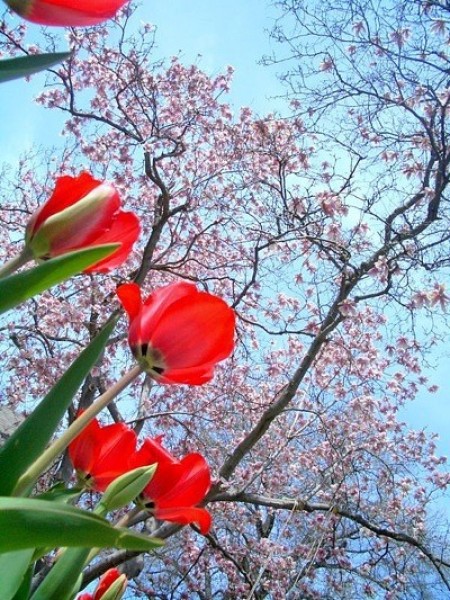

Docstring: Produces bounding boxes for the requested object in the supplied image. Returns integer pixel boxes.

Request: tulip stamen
[137,344,166,376]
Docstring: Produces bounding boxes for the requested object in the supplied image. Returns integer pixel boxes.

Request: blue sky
[1,0,282,156]
[1,0,449,460]
[139,0,281,112]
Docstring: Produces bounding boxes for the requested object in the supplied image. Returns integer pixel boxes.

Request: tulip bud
[24,172,140,273]
[26,184,117,259]
[94,572,127,600]
[98,465,157,513]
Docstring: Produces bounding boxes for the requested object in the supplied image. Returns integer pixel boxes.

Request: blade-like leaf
[0,549,34,600]
[10,564,33,600]
[30,547,88,600]
[0,244,119,315]
[0,52,70,84]
[0,318,117,496]
[0,498,162,552]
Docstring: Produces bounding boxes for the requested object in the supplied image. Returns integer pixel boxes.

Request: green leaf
[30,547,88,600]
[0,318,117,496]
[0,549,34,600]
[0,497,163,552]
[0,52,70,84]
[0,244,119,315]
[11,564,33,600]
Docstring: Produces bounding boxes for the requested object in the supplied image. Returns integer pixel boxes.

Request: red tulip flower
[116,281,235,384]
[77,568,127,600]
[69,416,213,533]
[25,172,140,273]
[131,437,212,534]
[68,416,138,492]
[6,0,129,26]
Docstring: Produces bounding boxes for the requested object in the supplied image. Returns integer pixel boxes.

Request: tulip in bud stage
[25,172,140,273]
[77,568,127,600]
[99,464,157,513]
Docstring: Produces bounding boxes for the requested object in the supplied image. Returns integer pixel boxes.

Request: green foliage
[0,52,70,84]
[0,245,119,314]
[0,550,34,600]
[0,496,161,552]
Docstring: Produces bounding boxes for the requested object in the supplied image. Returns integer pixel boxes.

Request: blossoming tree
[0,0,450,598]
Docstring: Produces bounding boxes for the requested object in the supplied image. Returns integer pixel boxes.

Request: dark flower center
[135,344,166,376]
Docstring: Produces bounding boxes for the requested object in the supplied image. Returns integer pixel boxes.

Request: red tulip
[116,281,235,385]
[25,172,140,273]
[69,416,213,533]
[77,568,127,600]
[6,0,129,26]
[132,437,212,534]
[68,415,138,492]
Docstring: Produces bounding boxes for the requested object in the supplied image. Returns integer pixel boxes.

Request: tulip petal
[132,438,183,499]
[68,418,101,475]
[154,506,212,535]
[92,426,137,491]
[68,417,138,492]
[31,184,121,257]
[143,281,198,312]
[124,281,198,348]
[117,283,142,321]
[94,423,137,462]
[21,0,128,26]
[155,454,211,508]
[30,173,107,234]
[137,281,198,339]
[147,294,235,369]
[156,362,217,385]
[84,211,141,272]
[132,436,179,467]
[93,568,123,600]
[141,461,185,501]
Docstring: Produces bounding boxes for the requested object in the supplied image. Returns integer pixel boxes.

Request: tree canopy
[1,1,450,597]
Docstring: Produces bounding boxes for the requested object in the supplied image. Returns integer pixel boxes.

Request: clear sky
[139,0,281,112]
[0,0,282,158]
[1,0,449,460]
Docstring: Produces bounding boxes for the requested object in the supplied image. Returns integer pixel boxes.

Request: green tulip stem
[0,246,32,278]
[51,501,143,574]
[115,504,142,528]
[13,365,143,496]
[84,505,144,565]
